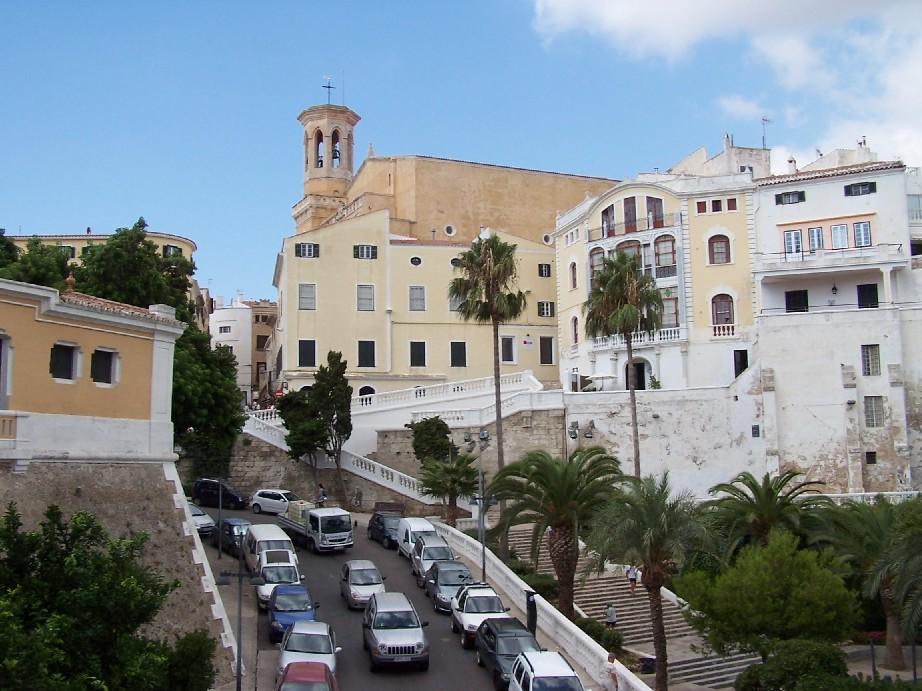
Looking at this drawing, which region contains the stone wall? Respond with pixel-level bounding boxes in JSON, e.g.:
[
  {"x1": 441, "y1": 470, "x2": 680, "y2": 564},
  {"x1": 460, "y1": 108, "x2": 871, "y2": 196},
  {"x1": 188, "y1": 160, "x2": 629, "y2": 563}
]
[{"x1": 0, "y1": 461, "x2": 236, "y2": 686}]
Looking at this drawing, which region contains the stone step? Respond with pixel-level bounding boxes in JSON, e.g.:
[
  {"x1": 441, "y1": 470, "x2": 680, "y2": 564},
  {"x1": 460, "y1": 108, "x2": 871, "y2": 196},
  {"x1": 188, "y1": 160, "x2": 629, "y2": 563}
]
[{"x1": 668, "y1": 652, "x2": 760, "y2": 689}]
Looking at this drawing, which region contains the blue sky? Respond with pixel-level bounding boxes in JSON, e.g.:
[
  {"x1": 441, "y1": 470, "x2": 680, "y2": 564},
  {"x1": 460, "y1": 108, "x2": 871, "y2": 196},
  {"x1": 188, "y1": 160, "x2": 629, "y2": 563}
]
[{"x1": 2, "y1": 1, "x2": 919, "y2": 301}]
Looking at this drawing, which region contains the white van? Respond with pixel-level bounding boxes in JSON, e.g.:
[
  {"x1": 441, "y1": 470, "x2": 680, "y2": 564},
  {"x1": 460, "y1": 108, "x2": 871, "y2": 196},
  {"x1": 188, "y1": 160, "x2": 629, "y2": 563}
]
[
  {"x1": 243, "y1": 523, "x2": 296, "y2": 572},
  {"x1": 396, "y1": 517, "x2": 438, "y2": 559}
]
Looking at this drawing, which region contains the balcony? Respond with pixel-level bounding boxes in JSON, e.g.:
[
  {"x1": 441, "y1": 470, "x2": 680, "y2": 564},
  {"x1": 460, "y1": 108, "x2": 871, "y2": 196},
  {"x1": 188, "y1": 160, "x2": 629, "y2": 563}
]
[
  {"x1": 753, "y1": 243, "x2": 904, "y2": 274},
  {"x1": 588, "y1": 211, "x2": 683, "y2": 242},
  {"x1": 592, "y1": 326, "x2": 687, "y2": 351},
  {"x1": 712, "y1": 324, "x2": 736, "y2": 338}
]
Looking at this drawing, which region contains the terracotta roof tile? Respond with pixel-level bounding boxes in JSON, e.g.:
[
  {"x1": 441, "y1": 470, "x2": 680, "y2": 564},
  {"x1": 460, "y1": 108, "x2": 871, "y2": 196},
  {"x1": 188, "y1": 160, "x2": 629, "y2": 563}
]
[
  {"x1": 755, "y1": 160, "x2": 904, "y2": 186},
  {"x1": 59, "y1": 291, "x2": 181, "y2": 324}
]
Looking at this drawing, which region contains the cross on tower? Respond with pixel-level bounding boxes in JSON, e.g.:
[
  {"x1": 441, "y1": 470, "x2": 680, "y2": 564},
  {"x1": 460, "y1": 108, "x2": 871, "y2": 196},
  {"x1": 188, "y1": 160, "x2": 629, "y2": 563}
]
[{"x1": 322, "y1": 76, "x2": 336, "y2": 105}]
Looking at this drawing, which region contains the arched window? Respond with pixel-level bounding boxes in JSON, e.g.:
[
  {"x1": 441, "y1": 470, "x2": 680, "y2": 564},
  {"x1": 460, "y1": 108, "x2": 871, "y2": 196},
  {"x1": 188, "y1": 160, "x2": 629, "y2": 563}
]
[
  {"x1": 331, "y1": 130, "x2": 341, "y2": 169},
  {"x1": 314, "y1": 130, "x2": 324, "y2": 168},
  {"x1": 708, "y1": 235, "x2": 730, "y2": 264},
  {"x1": 569, "y1": 262, "x2": 578, "y2": 289},
  {"x1": 589, "y1": 248, "x2": 604, "y2": 275},
  {"x1": 614, "y1": 240, "x2": 641, "y2": 262},
  {"x1": 711, "y1": 294, "x2": 734, "y2": 325},
  {"x1": 571, "y1": 316, "x2": 579, "y2": 345},
  {"x1": 654, "y1": 236, "x2": 676, "y2": 277},
  {"x1": 358, "y1": 385, "x2": 376, "y2": 397},
  {"x1": 601, "y1": 204, "x2": 615, "y2": 237}
]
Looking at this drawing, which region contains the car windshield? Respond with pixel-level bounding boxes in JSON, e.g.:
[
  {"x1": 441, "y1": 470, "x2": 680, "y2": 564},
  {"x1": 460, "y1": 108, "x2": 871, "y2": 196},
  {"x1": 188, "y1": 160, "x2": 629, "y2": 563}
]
[
  {"x1": 497, "y1": 636, "x2": 540, "y2": 656},
  {"x1": 230, "y1": 524, "x2": 249, "y2": 536},
  {"x1": 274, "y1": 592, "x2": 312, "y2": 611},
  {"x1": 533, "y1": 677, "x2": 584, "y2": 691},
  {"x1": 423, "y1": 546, "x2": 452, "y2": 560},
  {"x1": 414, "y1": 529, "x2": 437, "y2": 540},
  {"x1": 321, "y1": 516, "x2": 351, "y2": 534},
  {"x1": 350, "y1": 569, "x2": 382, "y2": 585},
  {"x1": 189, "y1": 505, "x2": 206, "y2": 517},
  {"x1": 281, "y1": 491, "x2": 301, "y2": 501},
  {"x1": 438, "y1": 569, "x2": 472, "y2": 585},
  {"x1": 383, "y1": 516, "x2": 400, "y2": 529},
  {"x1": 263, "y1": 566, "x2": 298, "y2": 584},
  {"x1": 279, "y1": 683, "x2": 330, "y2": 691},
  {"x1": 465, "y1": 596, "x2": 504, "y2": 613},
  {"x1": 373, "y1": 610, "x2": 420, "y2": 629},
  {"x1": 284, "y1": 632, "x2": 332, "y2": 654}
]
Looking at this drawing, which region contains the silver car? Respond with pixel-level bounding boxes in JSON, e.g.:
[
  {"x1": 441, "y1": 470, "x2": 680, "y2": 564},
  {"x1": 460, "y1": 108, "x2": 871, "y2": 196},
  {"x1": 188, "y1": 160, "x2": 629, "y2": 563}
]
[
  {"x1": 410, "y1": 534, "x2": 455, "y2": 588},
  {"x1": 340, "y1": 559, "x2": 386, "y2": 609},
  {"x1": 276, "y1": 620, "x2": 341, "y2": 679},
  {"x1": 362, "y1": 592, "x2": 430, "y2": 672}
]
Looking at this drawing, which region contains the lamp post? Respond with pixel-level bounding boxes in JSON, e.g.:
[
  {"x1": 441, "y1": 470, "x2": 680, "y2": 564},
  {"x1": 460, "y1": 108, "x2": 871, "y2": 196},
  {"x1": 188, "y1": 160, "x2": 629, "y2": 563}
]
[
  {"x1": 216, "y1": 473, "x2": 224, "y2": 560},
  {"x1": 215, "y1": 549, "x2": 265, "y2": 691},
  {"x1": 471, "y1": 430, "x2": 495, "y2": 582}
]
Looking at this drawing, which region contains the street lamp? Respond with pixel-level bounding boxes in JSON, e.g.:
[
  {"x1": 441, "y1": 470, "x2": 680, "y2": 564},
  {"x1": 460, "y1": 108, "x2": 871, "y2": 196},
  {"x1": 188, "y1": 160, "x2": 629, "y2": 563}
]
[
  {"x1": 215, "y1": 550, "x2": 265, "y2": 691},
  {"x1": 471, "y1": 430, "x2": 496, "y2": 582}
]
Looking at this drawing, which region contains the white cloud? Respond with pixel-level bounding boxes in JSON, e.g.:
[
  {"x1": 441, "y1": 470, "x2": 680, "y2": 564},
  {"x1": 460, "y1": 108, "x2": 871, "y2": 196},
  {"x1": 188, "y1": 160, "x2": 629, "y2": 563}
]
[{"x1": 717, "y1": 95, "x2": 764, "y2": 121}]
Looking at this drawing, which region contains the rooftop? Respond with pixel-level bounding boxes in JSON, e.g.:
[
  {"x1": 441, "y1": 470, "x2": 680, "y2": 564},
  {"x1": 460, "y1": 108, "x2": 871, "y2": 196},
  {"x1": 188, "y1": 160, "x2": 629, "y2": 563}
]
[
  {"x1": 756, "y1": 160, "x2": 904, "y2": 187},
  {"x1": 59, "y1": 290, "x2": 182, "y2": 325}
]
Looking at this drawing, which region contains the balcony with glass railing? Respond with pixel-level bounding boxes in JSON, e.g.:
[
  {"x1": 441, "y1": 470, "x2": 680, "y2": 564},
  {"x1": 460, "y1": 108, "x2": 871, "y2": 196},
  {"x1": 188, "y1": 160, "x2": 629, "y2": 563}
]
[{"x1": 753, "y1": 243, "x2": 905, "y2": 273}]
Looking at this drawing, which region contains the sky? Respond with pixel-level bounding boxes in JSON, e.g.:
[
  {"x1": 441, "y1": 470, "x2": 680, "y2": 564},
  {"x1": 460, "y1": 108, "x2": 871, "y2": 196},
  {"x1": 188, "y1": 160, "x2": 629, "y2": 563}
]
[{"x1": 2, "y1": 1, "x2": 921, "y2": 301}]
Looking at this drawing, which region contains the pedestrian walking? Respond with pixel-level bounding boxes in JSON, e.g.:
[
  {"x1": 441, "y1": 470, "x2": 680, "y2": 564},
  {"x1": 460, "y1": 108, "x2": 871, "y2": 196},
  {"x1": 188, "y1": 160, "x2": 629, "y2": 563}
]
[
  {"x1": 605, "y1": 602, "x2": 618, "y2": 628},
  {"x1": 603, "y1": 651, "x2": 620, "y2": 691},
  {"x1": 626, "y1": 564, "x2": 638, "y2": 594},
  {"x1": 317, "y1": 483, "x2": 328, "y2": 507}
]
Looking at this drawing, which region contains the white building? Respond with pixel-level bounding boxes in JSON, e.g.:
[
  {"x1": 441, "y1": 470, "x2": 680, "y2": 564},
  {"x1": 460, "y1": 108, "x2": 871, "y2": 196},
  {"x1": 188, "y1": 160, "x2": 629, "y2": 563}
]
[{"x1": 209, "y1": 295, "x2": 254, "y2": 405}]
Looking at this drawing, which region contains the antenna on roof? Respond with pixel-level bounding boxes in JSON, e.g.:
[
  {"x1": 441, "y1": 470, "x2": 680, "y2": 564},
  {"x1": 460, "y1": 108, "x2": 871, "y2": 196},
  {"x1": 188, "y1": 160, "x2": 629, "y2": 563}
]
[
  {"x1": 322, "y1": 76, "x2": 336, "y2": 105},
  {"x1": 761, "y1": 117, "x2": 772, "y2": 150}
]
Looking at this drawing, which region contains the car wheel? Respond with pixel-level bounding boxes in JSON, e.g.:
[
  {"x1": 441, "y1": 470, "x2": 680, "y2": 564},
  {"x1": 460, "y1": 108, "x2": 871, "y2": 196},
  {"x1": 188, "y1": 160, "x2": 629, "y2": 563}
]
[
  {"x1": 461, "y1": 633, "x2": 470, "y2": 649},
  {"x1": 418, "y1": 659, "x2": 429, "y2": 672},
  {"x1": 493, "y1": 670, "x2": 505, "y2": 690},
  {"x1": 252, "y1": 503, "x2": 261, "y2": 514},
  {"x1": 383, "y1": 536, "x2": 391, "y2": 549},
  {"x1": 451, "y1": 616, "x2": 459, "y2": 633},
  {"x1": 367, "y1": 528, "x2": 373, "y2": 540},
  {"x1": 307, "y1": 539, "x2": 316, "y2": 554}
]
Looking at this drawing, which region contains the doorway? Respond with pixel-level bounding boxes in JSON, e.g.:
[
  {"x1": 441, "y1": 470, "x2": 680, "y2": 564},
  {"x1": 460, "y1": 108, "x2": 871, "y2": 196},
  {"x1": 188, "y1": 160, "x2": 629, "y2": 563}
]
[{"x1": 625, "y1": 360, "x2": 647, "y2": 391}]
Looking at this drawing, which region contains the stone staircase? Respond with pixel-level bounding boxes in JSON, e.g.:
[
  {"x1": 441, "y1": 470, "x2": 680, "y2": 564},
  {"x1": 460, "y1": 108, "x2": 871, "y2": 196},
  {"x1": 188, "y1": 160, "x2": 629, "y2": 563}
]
[{"x1": 506, "y1": 527, "x2": 759, "y2": 689}]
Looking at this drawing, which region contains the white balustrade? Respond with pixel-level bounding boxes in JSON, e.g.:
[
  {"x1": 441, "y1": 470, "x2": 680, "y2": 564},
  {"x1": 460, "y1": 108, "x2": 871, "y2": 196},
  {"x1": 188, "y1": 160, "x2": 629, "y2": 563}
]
[
  {"x1": 711, "y1": 323, "x2": 736, "y2": 338},
  {"x1": 817, "y1": 491, "x2": 919, "y2": 505},
  {"x1": 592, "y1": 326, "x2": 687, "y2": 351},
  {"x1": 243, "y1": 415, "x2": 288, "y2": 450}
]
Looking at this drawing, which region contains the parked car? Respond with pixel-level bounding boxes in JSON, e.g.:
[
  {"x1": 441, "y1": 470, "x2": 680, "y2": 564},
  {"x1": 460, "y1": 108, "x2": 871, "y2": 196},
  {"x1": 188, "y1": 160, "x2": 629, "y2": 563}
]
[
  {"x1": 367, "y1": 511, "x2": 401, "y2": 549},
  {"x1": 256, "y1": 551, "x2": 304, "y2": 609},
  {"x1": 508, "y1": 651, "x2": 584, "y2": 691},
  {"x1": 188, "y1": 503, "x2": 215, "y2": 537},
  {"x1": 423, "y1": 560, "x2": 473, "y2": 613},
  {"x1": 277, "y1": 620, "x2": 341, "y2": 678},
  {"x1": 275, "y1": 660, "x2": 339, "y2": 691},
  {"x1": 268, "y1": 583, "x2": 319, "y2": 643},
  {"x1": 243, "y1": 523, "x2": 297, "y2": 573},
  {"x1": 210, "y1": 517, "x2": 252, "y2": 557},
  {"x1": 339, "y1": 559, "x2": 386, "y2": 609},
  {"x1": 396, "y1": 517, "x2": 438, "y2": 559},
  {"x1": 475, "y1": 618, "x2": 541, "y2": 690},
  {"x1": 362, "y1": 592, "x2": 430, "y2": 672},
  {"x1": 251, "y1": 488, "x2": 302, "y2": 515},
  {"x1": 450, "y1": 583, "x2": 510, "y2": 649},
  {"x1": 192, "y1": 478, "x2": 247, "y2": 509},
  {"x1": 411, "y1": 534, "x2": 455, "y2": 587}
]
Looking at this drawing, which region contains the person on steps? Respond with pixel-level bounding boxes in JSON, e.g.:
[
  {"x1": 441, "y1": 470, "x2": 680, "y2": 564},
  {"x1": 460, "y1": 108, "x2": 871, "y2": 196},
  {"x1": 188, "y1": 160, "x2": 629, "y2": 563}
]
[{"x1": 605, "y1": 602, "x2": 618, "y2": 628}]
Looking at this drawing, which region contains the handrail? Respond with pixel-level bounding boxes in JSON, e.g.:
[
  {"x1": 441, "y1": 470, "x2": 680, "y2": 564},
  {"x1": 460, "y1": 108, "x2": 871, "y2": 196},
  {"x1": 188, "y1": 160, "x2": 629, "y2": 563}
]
[
  {"x1": 409, "y1": 390, "x2": 565, "y2": 428},
  {"x1": 353, "y1": 370, "x2": 541, "y2": 411},
  {"x1": 592, "y1": 326, "x2": 686, "y2": 350},
  {"x1": 812, "y1": 490, "x2": 920, "y2": 504},
  {"x1": 754, "y1": 242, "x2": 904, "y2": 263}
]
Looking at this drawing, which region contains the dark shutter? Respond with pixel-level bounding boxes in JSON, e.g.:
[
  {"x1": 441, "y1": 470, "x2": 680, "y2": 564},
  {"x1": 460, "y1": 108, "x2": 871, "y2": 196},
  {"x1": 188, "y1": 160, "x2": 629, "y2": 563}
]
[
  {"x1": 501, "y1": 337, "x2": 514, "y2": 362},
  {"x1": 549, "y1": 302, "x2": 555, "y2": 317},
  {"x1": 49, "y1": 344, "x2": 75, "y2": 379},
  {"x1": 798, "y1": 191, "x2": 806, "y2": 202},
  {"x1": 298, "y1": 340, "x2": 316, "y2": 367},
  {"x1": 370, "y1": 246, "x2": 378, "y2": 259},
  {"x1": 844, "y1": 184, "x2": 854, "y2": 197},
  {"x1": 311, "y1": 243, "x2": 320, "y2": 257},
  {"x1": 358, "y1": 340, "x2": 375, "y2": 367},
  {"x1": 775, "y1": 193, "x2": 783, "y2": 205},
  {"x1": 539, "y1": 337, "x2": 553, "y2": 365},
  {"x1": 784, "y1": 290, "x2": 809, "y2": 313},
  {"x1": 353, "y1": 245, "x2": 359, "y2": 258},
  {"x1": 90, "y1": 350, "x2": 113, "y2": 383},
  {"x1": 869, "y1": 182, "x2": 877, "y2": 193},
  {"x1": 450, "y1": 342, "x2": 467, "y2": 367},
  {"x1": 295, "y1": 243, "x2": 304, "y2": 257},
  {"x1": 410, "y1": 341, "x2": 426, "y2": 367},
  {"x1": 857, "y1": 284, "x2": 879, "y2": 309}
]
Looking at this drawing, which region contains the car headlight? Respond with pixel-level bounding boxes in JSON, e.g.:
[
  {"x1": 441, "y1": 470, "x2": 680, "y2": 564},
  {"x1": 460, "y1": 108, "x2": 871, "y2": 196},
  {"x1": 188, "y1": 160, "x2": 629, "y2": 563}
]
[
  {"x1": 466, "y1": 623, "x2": 477, "y2": 631},
  {"x1": 415, "y1": 641, "x2": 424, "y2": 652},
  {"x1": 351, "y1": 590, "x2": 361, "y2": 599},
  {"x1": 436, "y1": 593, "x2": 449, "y2": 603},
  {"x1": 271, "y1": 620, "x2": 283, "y2": 630},
  {"x1": 378, "y1": 642, "x2": 388, "y2": 653},
  {"x1": 321, "y1": 535, "x2": 329, "y2": 544},
  {"x1": 502, "y1": 672, "x2": 510, "y2": 681}
]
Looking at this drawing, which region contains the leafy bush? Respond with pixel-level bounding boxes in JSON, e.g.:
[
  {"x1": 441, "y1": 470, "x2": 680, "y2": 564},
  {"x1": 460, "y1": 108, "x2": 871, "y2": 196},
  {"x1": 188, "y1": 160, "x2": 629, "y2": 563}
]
[
  {"x1": 507, "y1": 559, "x2": 535, "y2": 576},
  {"x1": 523, "y1": 572, "x2": 558, "y2": 600},
  {"x1": 575, "y1": 617, "x2": 624, "y2": 652},
  {"x1": 735, "y1": 639, "x2": 847, "y2": 691}
]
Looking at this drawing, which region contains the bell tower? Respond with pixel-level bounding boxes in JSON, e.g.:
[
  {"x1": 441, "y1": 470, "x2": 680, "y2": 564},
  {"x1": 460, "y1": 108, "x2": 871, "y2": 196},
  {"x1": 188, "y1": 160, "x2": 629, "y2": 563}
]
[{"x1": 293, "y1": 104, "x2": 361, "y2": 232}]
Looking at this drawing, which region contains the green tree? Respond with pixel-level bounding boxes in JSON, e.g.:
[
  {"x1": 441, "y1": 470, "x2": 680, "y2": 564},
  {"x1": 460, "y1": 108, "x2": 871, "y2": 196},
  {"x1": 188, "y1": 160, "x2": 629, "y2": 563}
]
[
  {"x1": 583, "y1": 253, "x2": 663, "y2": 477},
  {"x1": 585, "y1": 473, "x2": 703, "y2": 691},
  {"x1": 707, "y1": 471, "x2": 827, "y2": 556},
  {"x1": 489, "y1": 447, "x2": 622, "y2": 619},
  {"x1": 675, "y1": 531, "x2": 857, "y2": 659},
  {"x1": 418, "y1": 452, "x2": 478, "y2": 527},
  {"x1": 735, "y1": 639, "x2": 848, "y2": 691},
  {"x1": 276, "y1": 388, "x2": 327, "y2": 486},
  {"x1": 312, "y1": 351, "x2": 352, "y2": 501},
  {"x1": 405, "y1": 416, "x2": 453, "y2": 464},
  {"x1": 0, "y1": 229, "x2": 19, "y2": 269},
  {"x1": 0, "y1": 503, "x2": 215, "y2": 690},
  {"x1": 0, "y1": 237, "x2": 70, "y2": 289},
  {"x1": 870, "y1": 498, "x2": 922, "y2": 640}
]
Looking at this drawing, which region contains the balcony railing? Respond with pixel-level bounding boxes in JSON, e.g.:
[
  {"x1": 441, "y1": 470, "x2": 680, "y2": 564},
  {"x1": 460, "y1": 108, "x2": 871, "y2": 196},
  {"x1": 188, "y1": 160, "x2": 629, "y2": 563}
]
[
  {"x1": 0, "y1": 415, "x2": 16, "y2": 440},
  {"x1": 712, "y1": 323, "x2": 736, "y2": 337},
  {"x1": 592, "y1": 326, "x2": 686, "y2": 351},
  {"x1": 588, "y1": 212, "x2": 683, "y2": 242},
  {"x1": 754, "y1": 243, "x2": 904, "y2": 271}
]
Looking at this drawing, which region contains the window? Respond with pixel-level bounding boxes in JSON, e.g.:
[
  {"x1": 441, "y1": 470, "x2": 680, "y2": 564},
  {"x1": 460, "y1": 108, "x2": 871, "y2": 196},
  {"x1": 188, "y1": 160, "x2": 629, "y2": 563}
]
[
  {"x1": 500, "y1": 336, "x2": 515, "y2": 363},
  {"x1": 357, "y1": 285, "x2": 374, "y2": 311},
  {"x1": 539, "y1": 336, "x2": 554, "y2": 365},
  {"x1": 298, "y1": 340, "x2": 316, "y2": 367},
  {"x1": 569, "y1": 262, "x2": 577, "y2": 289},
  {"x1": 358, "y1": 341, "x2": 375, "y2": 368},
  {"x1": 449, "y1": 294, "x2": 463, "y2": 312},
  {"x1": 538, "y1": 263, "x2": 551, "y2": 278},
  {"x1": 623, "y1": 197, "x2": 637, "y2": 233},
  {"x1": 353, "y1": 244, "x2": 377, "y2": 260},
  {"x1": 696, "y1": 200, "x2": 707, "y2": 214},
  {"x1": 80, "y1": 245, "x2": 92, "y2": 257},
  {"x1": 654, "y1": 236, "x2": 676, "y2": 274},
  {"x1": 450, "y1": 257, "x2": 461, "y2": 267},
  {"x1": 571, "y1": 316, "x2": 579, "y2": 345},
  {"x1": 295, "y1": 242, "x2": 319, "y2": 258},
  {"x1": 410, "y1": 256, "x2": 422, "y2": 266},
  {"x1": 409, "y1": 341, "x2": 426, "y2": 367},
  {"x1": 218, "y1": 326, "x2": 231, "y2": 334},
  {"x1": 734, "y1": 349, "x2": 749, "y2": 377},
  {"x1": 49, "y1": 343, "x2": 78, "y2": 380},
  {"x1": 830, "y1": 224, "x2": 848, "y2": 249},
  {"x1": 711, "y1": 199, "x2": 723, "y2": 213},
  {"x1": 857, "y1": 283, "x2": 879, "y2": 309},
  {"x1": 865, "y1": 451, "x2": 878, "y2": 465},
  {"x1": 783, "y1": 229, "x2": 802, "y2": 256},
  {"x1": 909, "y1": 194, "x2": 922, "y2": 221},
  {"x1": 864, "y1": 396, "x2": 884, "y2": 427},
  {"x1": 358, "y1": 385, "x2": 376, "y2": 397},
  {"x1": 808, "y1": 227, "x2": 824, "y2": 252},
  {"x1": 163, "y1": 244, "x2": 183, "y2": 257},
  {"x1": 861, "y1": 344, "x2": 881, "y2": 376},
  {"x1": 727, "y1": 197, "x2": 738, "y2": 211},
  {"x1": 646, "y1": 197, "x2": 664, "y2": 228},
  {"x1": 90, "y1": 349, "x2": 116, "y2": 384},
  {"x1": 785, "y1": 289, "x2": 809, "y2": 313},
  {"x1": 298, "y1": 283, "x2": 316, "y2": 310},
  {"x1": 589, "y1": 248, "x2": 604, "y2": 274},
  {"x1": 537, "y1": 301, "x2": 555, "y2": 318},
  {"x1": 661, "y1": 297, "x2": 678, "y2": 328},
  {"x1": 711, "y1": 294, "x2": 734, "y2": 325},
  {"x1": 616, "y1": 240, "x2": 641, "y2": 262},
  {"x1": 775, "y1": 191, "x2": 806, "y2": 205},
  {"x1": 57, "y1": 245, "x2": 76, "y2": 260},
  {"x1": 854, "y1": 221, "x2": 872, "y2": 248},
  {"x1": 708, "y1": 235, "x2": 730, "y2": 264},
  {"x1": 409, "y1": 286, "x2": 426, "y2": 311},
  {"x1": 256, "y1": 335, "x2": 269, "y2": 350},
  {"x1": 601, "y1": 204, "x2": 615, "y2": 237},
  {"x1": 450, "y1": 341, "x2": 467, "y2": 367},
  {"x1": 844, "y1": 181, "x2": 876, "y2": 196}
]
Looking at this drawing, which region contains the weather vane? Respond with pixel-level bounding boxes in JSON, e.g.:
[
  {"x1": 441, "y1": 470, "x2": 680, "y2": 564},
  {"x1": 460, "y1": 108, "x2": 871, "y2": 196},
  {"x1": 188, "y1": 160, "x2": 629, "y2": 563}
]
[{"x1": 322, "y1": 76, "x2": 336, "y2": 105}]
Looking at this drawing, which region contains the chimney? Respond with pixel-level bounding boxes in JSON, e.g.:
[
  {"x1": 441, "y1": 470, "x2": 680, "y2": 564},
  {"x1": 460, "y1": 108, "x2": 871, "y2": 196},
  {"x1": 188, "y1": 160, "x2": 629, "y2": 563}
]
[
  {"x1": 787, "y1": 156, "x2": 797, "y2": 174},
  {"x1": 724, "y1": 132, "x2": 732, "y2": 152}
]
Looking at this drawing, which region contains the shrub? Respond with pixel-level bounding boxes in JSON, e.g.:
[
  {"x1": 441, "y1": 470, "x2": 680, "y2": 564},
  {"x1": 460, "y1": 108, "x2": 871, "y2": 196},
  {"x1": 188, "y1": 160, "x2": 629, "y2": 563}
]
[
  {"x1": 523, "y1": 572, "x2": 558, "y2": 601},
  {"x1": 507, "y1": 559, "x2": 535, "y2": 577},
  {"x1": 574, "y1": 617, "x2": 624, "y2": 652},
  {"x1": 735, "y1": 639, "x2": 847, "y2": 691}
]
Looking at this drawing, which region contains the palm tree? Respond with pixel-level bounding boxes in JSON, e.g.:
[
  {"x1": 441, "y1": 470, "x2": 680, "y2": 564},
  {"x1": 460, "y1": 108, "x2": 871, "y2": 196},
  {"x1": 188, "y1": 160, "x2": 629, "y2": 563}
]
[
  {"x1": 418, "y1": 452, "x2": 479, "y2": 527},
  {"x1": 706, "y1": 470, "x2": 827, "y2": 555},
  {"x1": 585, "y1": 473, "x2": 703, "y2": 691},
  {"x1": 488, "y1": 447, "x2": 621, "y2": 618},
  {"x1": 583, "y1": 253, "x2": 662, "y2": 477},
  {"x1": 812, "y1": 499, "x2": 905, "y2": 670}
]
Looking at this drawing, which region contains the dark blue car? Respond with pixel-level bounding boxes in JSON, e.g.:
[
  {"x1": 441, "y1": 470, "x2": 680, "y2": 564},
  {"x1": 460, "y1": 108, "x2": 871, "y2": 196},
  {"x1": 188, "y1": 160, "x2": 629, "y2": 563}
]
[{"x1": 268, "y1": 583, "x2": 319, "y2": 643}]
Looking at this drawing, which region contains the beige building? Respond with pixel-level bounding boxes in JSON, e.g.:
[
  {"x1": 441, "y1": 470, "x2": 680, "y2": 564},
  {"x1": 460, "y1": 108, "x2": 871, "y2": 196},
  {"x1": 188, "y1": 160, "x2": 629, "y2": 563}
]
[{"x1": 273, "y1": 103, "x2": 615, "y2": 395}]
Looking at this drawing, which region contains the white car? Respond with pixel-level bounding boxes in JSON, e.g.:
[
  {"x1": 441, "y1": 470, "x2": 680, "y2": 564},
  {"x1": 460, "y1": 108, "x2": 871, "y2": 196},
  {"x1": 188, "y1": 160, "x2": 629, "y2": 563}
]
[
  {"x1": 449, "y1": 583, "x2": 510, "y2": 649},
  {"x1": 276, "y1": 620, "x2": 341, "y2": 679},
  {"x1": 188, "y1": 502, "x2": 215, "y2": 537},
  {"x1": 339, "y1": 559, "x2": 386, "y2": 609},
  {"x1": 255, "y1": 550, "x2": 303, "y2": 609},
  {"x1": 508, "y1": 650, "x2": 585, "y2": 691},
  {"x1": 250, "y1": 488, "x2": 301, "y2": 515}
]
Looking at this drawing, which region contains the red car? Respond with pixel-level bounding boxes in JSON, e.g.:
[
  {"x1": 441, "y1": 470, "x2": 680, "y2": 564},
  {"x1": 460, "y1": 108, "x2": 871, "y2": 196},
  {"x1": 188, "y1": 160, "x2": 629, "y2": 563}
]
[{"x1": 275, "y1": 660, "x2": 340, "y2": 691}]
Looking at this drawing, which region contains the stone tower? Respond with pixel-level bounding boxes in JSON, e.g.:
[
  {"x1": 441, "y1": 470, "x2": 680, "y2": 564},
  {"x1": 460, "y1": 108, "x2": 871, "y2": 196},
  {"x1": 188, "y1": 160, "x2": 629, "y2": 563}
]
[{"x1": 292, "y1": 104, "x2": 361, "y2": 233}]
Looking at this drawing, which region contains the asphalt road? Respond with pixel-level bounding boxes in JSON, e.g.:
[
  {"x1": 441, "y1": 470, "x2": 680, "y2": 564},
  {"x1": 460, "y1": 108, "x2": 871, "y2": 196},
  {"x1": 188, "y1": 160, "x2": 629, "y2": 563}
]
[{"x1": 203, "y1": 506, "x2": 495, "y2": 691}]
